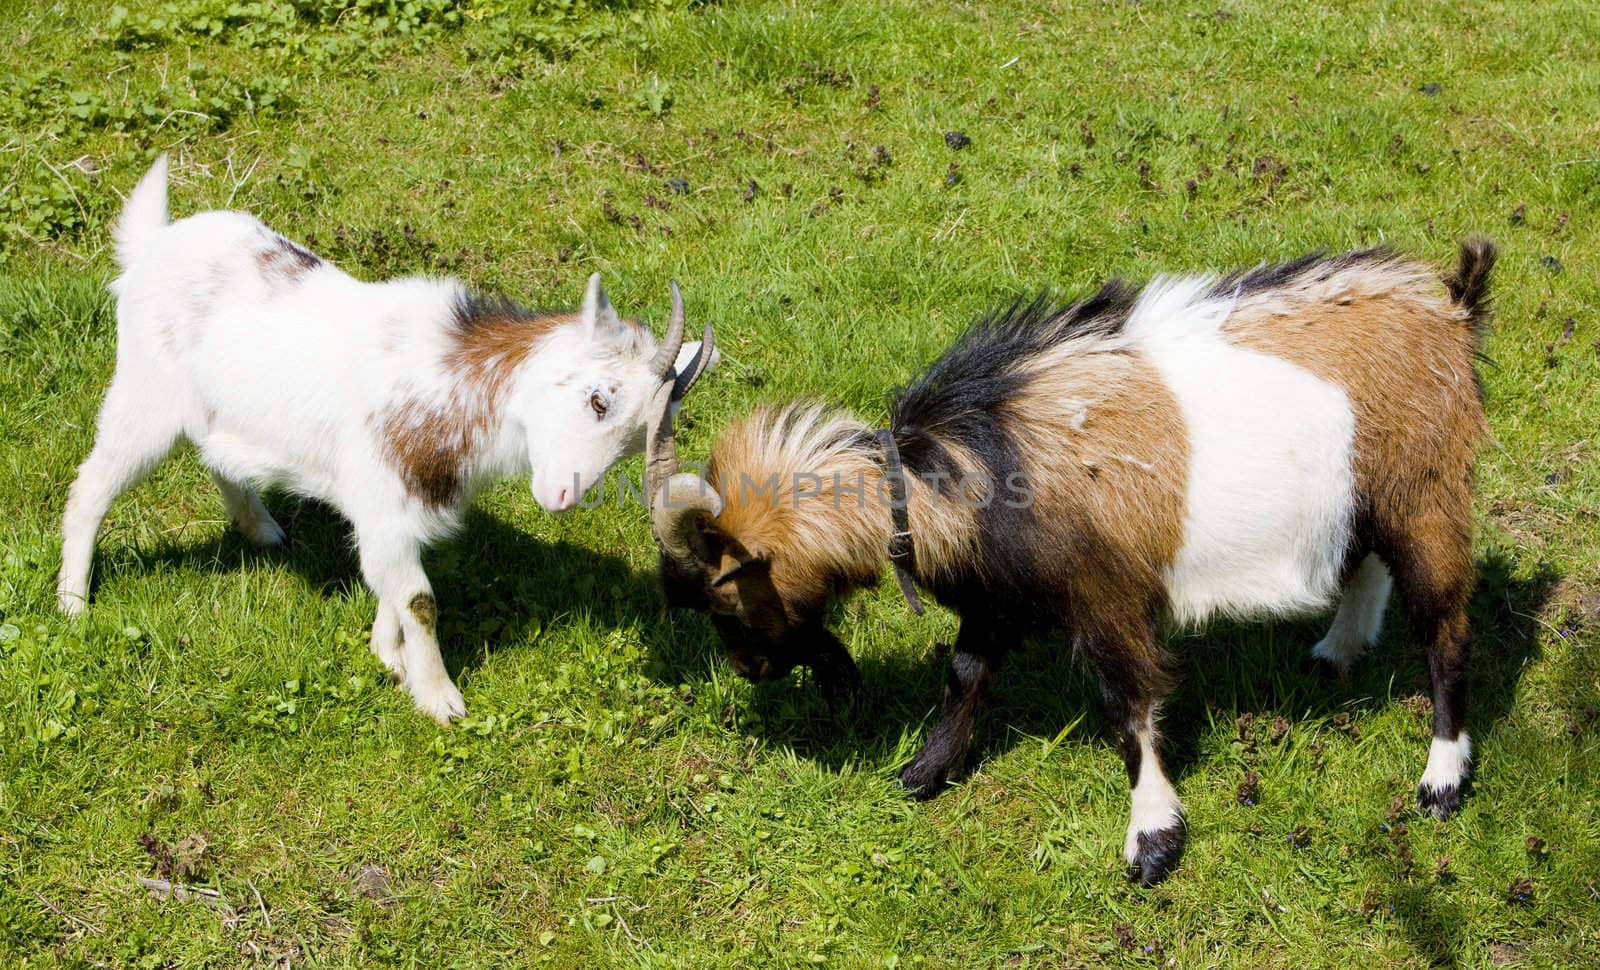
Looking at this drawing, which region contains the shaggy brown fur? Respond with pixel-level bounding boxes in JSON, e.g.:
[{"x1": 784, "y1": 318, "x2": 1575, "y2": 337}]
[{"x1": 659, "y1": 241, "x2": 1495, "y2": 887}]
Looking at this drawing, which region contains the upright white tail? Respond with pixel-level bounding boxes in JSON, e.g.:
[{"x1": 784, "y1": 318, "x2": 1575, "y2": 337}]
[{"x1": 113, "y1": 153, "x2": 169, "y2": 270}]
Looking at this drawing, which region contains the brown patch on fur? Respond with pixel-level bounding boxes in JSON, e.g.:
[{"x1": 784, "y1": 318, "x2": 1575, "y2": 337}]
[
  {"x1": 900, "y1": 438, "x2": 987, "y2": 587},
  {"x1": 380, "y1": 401, "x2": 475, "y2": 507},
  {"x1": 1220, "y1": 254, "x2": 1486, "y2": 570},
  {"x1": 408, "y1": 592, "x2": 437, "y2": 633},
  {"x1": 254, "y1": 236, "x2": 322, "y2": 283},
  {"x1": 380, "y1": 306, "x2": 576, "y2": 508},
  {"x1": 443, "y1": 308, "x2": 575, "y2": 405},
  {"x1": 1009, "y1": 346, "x2": 1189, "y2": 596}
]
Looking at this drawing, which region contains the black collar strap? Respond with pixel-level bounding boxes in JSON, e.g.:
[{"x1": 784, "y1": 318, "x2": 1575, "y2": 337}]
[{"x1": 875, "y1": 428, "x2": 925, "y2": 616}]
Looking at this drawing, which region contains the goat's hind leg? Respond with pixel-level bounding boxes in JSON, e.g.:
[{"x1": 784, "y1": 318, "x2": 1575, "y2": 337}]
[
  {"x1": 57, "y1": 371, "x2": 182, "y2": 615},
  {"x1": 1311, "y1": 553, "x2": 1393, "y2": 676},
  {"x1": 211, "y1": 472, "x2": 286, "y2": 547},
  {"x1": 1381, "y1": 484, "x2": 1476, "y2": 819}
]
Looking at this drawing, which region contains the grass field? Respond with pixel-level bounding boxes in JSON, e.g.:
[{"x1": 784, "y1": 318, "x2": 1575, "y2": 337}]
[{"x1": 3, "y1": 0, "x2": 1599, "y2": 966}]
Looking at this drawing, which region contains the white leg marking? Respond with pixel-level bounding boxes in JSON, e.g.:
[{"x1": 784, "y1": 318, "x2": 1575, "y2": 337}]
[
  {"x1": 1419, "y1": 732, "x2": 1472, "y2": 794},
  {"x1": 211, "y1": 472, "x2": 286, "y2": 547},
  {"x1": 1123, "y1": 716, "x2": 1183, "y2": 865},
  {"x1": 1311, "y1": 554, "x2": 1393, "y2": 673}
]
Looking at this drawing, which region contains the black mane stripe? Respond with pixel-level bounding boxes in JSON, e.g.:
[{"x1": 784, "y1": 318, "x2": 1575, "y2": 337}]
[
  {"x1": 1206, "y1": 246, "x2": 1396, "y2": 300},
  {"x1": 887, "y1": 280, "x2": 1140, "y2": 614},
  {"x1": 450, "y1": 292, "x2": 564, "y2": 333},
  {"x1": 888, "y1": 279, "x2": 1138, "y2": 473}
]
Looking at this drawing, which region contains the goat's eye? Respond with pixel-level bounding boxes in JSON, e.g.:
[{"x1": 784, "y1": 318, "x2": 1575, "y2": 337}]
[{"x1": 589, "y1": 391, "x2": 609, "y2": 418}]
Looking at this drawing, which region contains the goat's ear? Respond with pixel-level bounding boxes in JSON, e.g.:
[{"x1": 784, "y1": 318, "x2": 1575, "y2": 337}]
[
  {"x1": 712, "y1": 551, "x2": 769, "y2": 588},
  {"x1": 673, "y1": 340, "x2": 721, "y2": 377},
  {"x1": 581, "y1": 272, "x2": 623, "y2": 340}
]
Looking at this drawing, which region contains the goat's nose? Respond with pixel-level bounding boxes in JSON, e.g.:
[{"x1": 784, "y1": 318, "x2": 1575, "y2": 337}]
[{"x1": 556, "y1": 486, "x2": 571, "y2": 509}]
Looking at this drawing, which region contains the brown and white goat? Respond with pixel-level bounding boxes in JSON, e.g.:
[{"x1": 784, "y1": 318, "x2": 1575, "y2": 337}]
[
  {"x1": 648, "y1": 241, "x2": 1496, "y2": 884},
  {"x1": 58, "y1": 155, "x2": 715, "y2": 724}
]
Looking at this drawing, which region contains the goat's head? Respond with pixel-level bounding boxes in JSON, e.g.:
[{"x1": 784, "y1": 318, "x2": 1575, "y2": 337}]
[
  {"x1": 519, "y1": 275, "x2": 714, "y2": 512},
  {"x1": 649, "y1": 404, "x2": 872, "y2": 699}
]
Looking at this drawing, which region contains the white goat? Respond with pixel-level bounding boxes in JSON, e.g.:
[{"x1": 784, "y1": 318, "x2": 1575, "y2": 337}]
[{"x1": 58, "y1": 155, "x2": 715, "y2": 723}]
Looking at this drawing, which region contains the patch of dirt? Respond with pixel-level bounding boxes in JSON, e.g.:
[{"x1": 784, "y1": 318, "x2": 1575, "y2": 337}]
[
  {"x1": 1235, "y1": 771, "x2": 1261, "y2": 806},
  {"x1": 349, "y1": 862, "x2": 393, "y2": 904},
  {"x1": 139, "y1": 831, "x2": 217, "y2": 882}
]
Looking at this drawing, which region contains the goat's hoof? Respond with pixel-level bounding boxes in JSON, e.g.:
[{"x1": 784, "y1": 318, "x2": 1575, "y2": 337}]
[
  {"x1": 1125, "y1": 824, "x2": 1185, "y2": 887},
  {"x1": 1417, "y1": 782, "x2": 1462, "y2": 821},
  {"x1": 412, "y1": 679, "x2": 467, "y2": 725},
  {"x1": 244, "y1": 518, "x2": 288, "y2": 548},
  {"x1": 56, "y1": 588, "x2": 88, "y2": 617},
  {"x1": 899, "y1": 759, "x2": 952, "y2": 801},
  {"x1": 1305, "y1": 643, "x2": 1356, "y2": 682}
]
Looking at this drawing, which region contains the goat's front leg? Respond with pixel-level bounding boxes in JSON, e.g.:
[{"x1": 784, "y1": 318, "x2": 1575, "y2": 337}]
[
  {"x1": 900, "y1": 620, "x2": 1008, "y2": 799},
  {"x1": 1076, "y1": 617, "x2": 1185, "y2": 886},
  {"x1": 356, "y1": 530, "x2": 464, "y2": 724}
]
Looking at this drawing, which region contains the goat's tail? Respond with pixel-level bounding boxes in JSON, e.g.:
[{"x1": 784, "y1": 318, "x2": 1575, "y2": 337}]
[
  {"x1": 113, "y1": 153, "x2": 169, "y2": 271},
  {"x1": 1443, "y1": 236, "x2": 1497, "y2": 340}
]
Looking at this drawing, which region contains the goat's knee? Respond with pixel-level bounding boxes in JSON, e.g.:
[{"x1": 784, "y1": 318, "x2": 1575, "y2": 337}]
[{"x1": 397, "y1": 591, "x2": 464, "y2": 724}]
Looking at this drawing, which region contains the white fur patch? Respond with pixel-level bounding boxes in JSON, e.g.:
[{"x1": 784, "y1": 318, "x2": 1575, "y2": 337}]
[
  {"x1": 1419, "y1": 733, "x2": 1472, "y2": 793},
  {"x1": 1127, "y1": 277, "x2": 1358, "y2": 625},
  {"x1": 1312, "y1": 554, "x2": 1393, "y2": 671},
  {"x1": 1123, "y1": 732, "x2": 1183, "y2": 864}
]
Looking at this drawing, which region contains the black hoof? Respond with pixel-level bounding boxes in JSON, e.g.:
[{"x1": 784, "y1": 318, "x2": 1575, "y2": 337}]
[
  {"x1": 1417, "y1": 782, "x2": 1462, "y2": 820},
  {"x1": 1303, "y1": 654, "x2": 1345, "y2": 684},
  {"x1": 1128, "y1": 824, "x2": 1185, "y2": 887},
  {"x1": 899, "y1": 758, "x2": 952, "y2": 801},
  {"x1": 812, "y1": 652, "x2": 862, "y2": 705}
]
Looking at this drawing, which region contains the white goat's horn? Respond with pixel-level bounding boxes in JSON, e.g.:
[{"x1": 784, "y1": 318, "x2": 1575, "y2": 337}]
[
  {"x1": 642, "y1": 286, "x2": 721, "y2": 564},
  {"x1": 673, "y1": 318, "x2": 715, "y2": 401},
  {"x1": 648, "y1": 280, "x2": 686, "y2": 381}
]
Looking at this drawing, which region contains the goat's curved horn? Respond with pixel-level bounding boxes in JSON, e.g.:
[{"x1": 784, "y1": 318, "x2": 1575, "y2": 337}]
[
  {"x1": 672, "y1": 319, "x2": 715, "y2": 401},
  {"x1": 644, "y1": 357, "x2": 721, "y2": 564},
  {"x1": 655, "y1": 472, "x2": 723, "y2": 564},
  {"x1": 648, "y1": 280, "x2": 687, "y2": 381}
]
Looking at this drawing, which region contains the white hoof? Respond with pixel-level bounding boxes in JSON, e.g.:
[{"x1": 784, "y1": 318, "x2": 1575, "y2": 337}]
[
  {"x1": 57, "y1": 589, "x2": 87, "y2": 617},
  {"x1": 410, "y1": 677, "x2": 466, "y2": 725},
  {"x1": 242, "y1": 516, "x2": 287, "y2": 548}
]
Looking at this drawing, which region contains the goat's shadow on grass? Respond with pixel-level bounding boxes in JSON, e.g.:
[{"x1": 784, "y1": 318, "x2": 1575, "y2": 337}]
[
  {"x1": 99, "y1": 498, "x2": 665, "y2": 674},
  {"x1": 695, "y1": 545, "x2": 1558, "y2": 835}
]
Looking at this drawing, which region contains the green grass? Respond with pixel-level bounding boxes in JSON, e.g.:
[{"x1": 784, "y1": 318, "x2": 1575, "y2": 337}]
[{"x1": 3, "y1": 0, "x2": 1599, "y2": 965}]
